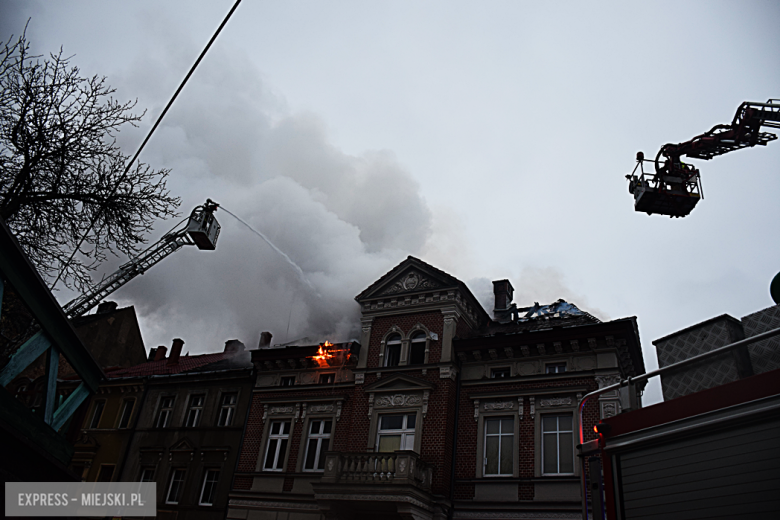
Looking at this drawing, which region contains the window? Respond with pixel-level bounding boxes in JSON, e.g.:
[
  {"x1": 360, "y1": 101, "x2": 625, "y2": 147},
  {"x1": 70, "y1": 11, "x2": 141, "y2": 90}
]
[
  {"x1": 185, "y1": 395, "x2": 205, "y2": 427},
  {"x1": 156, "y1": 397, "x2": 175, "y2": 428},
  {"x1": 384, "y1": 334, "x2": 402, "y2": 367},
  {"x1": 542, "y1": 415, "x2": 574, "y2": 474},
  {"x1": 89, "y1": 401, "x2": 105, "y2": 429},
  {"x1": 97, "y1": 464, "x2": 115, "y2": 482},
  {"x1": 199, "y1": 469, "x2": 219, "y2": 506},
  {"x1": 118, "y1": 399, "x2": 135, "y2": 428},
  {"x1": 217, "y1": 393, "x2": 237, "y2": 427},
  {"x1": 166, "y1": 469, "x2": 186, "y2": 504},
  {"x1": 483, "y1": 417, "x2": 513, "y2": 476},
  {"x1": 409, "y1": 332, "x2": 426, "y2": 365},
  {"x1": 546, "y1": 363, "x2": 566, "y2": 374},
  {"x1": 319, "y1": 373, "x2": 335, "y2": 384},
  {"x1": 303, "y1": 420, "x2": 332, "y2": 471},
  {"x1": 280, "y1": 376, "x2": 295, "y2": 387},
  {"x1": 491, "y1": 367, "x2": 511, "y2": 378},
  {"x1": 376, "y1": 414, "x2": 416, "y2": 452},
  {"x1": 263, "y1": 421, "x2": 291, "y2": 471},
  {"x1": 140, "y1": 468, "x2": 156, "y2": 482}
]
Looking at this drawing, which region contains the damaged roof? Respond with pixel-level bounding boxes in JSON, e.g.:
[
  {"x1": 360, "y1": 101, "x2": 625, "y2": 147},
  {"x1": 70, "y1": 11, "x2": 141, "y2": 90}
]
[{"x1": 486, "y1": 299, "x2": 601, "y2": 335}]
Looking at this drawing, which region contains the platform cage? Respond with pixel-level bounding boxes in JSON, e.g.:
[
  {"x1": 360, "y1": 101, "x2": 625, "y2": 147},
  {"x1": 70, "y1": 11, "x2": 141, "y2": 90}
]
[
  {"x1": 627, "y1": 159, "x2": 702, "y2": 218},
  {"x1": 185, "y1": 202, "x2": 221, "y2": 250}
]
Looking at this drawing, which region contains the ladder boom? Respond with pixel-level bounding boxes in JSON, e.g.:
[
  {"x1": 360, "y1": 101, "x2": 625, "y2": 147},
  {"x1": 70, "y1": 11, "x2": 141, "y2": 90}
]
[{"x1": 62, "y1": 199, "x2": 219, "y2": 318}]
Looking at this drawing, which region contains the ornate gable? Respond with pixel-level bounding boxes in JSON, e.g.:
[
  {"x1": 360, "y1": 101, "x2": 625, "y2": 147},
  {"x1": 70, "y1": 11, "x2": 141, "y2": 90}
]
[{"x1": 356, "y1": 256, "x2": 461, "y2": 302}]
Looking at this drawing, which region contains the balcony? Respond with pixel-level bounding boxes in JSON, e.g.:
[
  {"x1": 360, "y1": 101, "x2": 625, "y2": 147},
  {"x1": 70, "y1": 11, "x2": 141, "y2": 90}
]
[{"x1": 313, "y1": 451, "x2": 444, "y2": 520}]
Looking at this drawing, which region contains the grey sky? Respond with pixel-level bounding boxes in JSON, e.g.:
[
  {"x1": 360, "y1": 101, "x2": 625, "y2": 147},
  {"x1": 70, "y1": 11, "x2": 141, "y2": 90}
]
[{"x1": 2, "y1": 0, "x2": 779, "y2": 404}]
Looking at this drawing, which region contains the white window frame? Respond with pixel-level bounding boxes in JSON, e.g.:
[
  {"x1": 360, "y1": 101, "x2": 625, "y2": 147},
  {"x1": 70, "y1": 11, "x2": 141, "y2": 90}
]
[
  {"x1": 156, "y1": 396, "x2": 175, "y2": 428},
  {"x1": 541, "y1": 414, "x2": 575, "y2": 475},
  {"x1": 198, "y1": 469, "x2": 220, "y2": 506},
  {"x1": 490, "y1": 367, "x2": 512, "y2": 379},
  {"x1": 546, "y1": 362, "x2": 566, "y2": 374},
  {"x1": 118, "y1": 399, "x2": 135, "y2": 429},
  {"x1": 88, "y1": 400, "x2": 105, "y2": 429},
  {"x1": 140, "y1": 468, "x2": 156, "y2": 482},
  {"x1": 408, "y1": 332, "x2": 427, "y2": 365},
  {"x1": 483, "y1": 416, "x2": 514, "y2": 476},
  {"x1": 280, "y1": 376, "x2": 296, "y2": 387},
  {"x1": 217, "y1": 393, "x2": 237, "y2": 427},
  {"x1": 166, "y1": 469, "x2": 186, "y2": 504},
  {"x1": 318, "y1": 373, "x2": 335, "y2": 384},
  {"x1": 263, "y1": 420, "x2": 291, "y2": 471},
  {"x1": 302, "y1": 419, "x2": 333, "y2": 472},
  {"x1": 375, "y1": 413, "x2": 417, "y2": 452},
  {"x1": 384, "y1": 335, "x2": 402, "y2": 367},
  {"x1": 185, "y1": 395, "x2": 205, "y2": 427}
]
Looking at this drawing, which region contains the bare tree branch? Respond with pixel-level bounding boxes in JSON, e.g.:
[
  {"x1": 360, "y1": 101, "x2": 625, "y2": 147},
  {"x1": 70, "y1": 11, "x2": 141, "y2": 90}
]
[{"x1": 0, "y1": 28, "x2": 180, "y2": 292}]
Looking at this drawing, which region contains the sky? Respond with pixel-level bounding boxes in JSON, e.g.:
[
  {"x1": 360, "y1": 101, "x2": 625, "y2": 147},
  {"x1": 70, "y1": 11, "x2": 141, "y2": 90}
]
[{"x1": 2, "y1": 0, "x2": 779, "y2": 405}]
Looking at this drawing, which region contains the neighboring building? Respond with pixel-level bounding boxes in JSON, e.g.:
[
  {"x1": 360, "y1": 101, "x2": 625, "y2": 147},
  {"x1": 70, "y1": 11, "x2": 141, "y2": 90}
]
[
  {"x1": 63, "y1": 338, "x2": 254, "y2": 520},
  {"x1": 71, "y1": 300, "x2": 148, "y2": 372},
  {"x1": 228, "y1": 256, "x2": 645, "y2": 520},
  {"x1": 654, "y1": 303, "x2": 780, "y2": 400},
  {"x1": 115, "y1": 339, "x2": 254, "y2": 520}
]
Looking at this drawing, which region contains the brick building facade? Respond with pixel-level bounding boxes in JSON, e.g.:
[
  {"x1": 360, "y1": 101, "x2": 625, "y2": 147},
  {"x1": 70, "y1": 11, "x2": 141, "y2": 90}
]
[{"x1": 227, "y1": 257, "x2": 645, "y2": 520}]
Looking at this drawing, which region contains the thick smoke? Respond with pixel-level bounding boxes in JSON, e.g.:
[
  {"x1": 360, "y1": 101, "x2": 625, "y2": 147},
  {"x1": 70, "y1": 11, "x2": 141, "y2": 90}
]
[{"x1": 103, "y1": 36, "x2": 433, "y2": 354}]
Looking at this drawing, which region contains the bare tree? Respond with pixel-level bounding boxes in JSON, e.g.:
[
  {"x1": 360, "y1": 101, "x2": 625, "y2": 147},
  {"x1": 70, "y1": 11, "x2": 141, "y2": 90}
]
[{"x1": 0, "y1": 30, "x2": 180, "y2": 292}]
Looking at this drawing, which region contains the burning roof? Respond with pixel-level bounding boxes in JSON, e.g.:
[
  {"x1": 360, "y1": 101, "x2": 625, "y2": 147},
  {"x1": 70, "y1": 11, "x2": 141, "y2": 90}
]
[{"x1": 250, "y1": 340, "x2": 360, "y2": 369}]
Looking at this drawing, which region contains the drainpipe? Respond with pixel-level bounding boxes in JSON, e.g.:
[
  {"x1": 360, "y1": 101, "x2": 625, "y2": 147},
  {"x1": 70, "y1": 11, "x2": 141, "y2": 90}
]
[
  {"x1": 448, "y1": 369, "x2": 461, "y2": 520},
  {"x1": 229, "y1": 367, "x2": 256, "y2": 507},
  {"x1": 117, "y1": 376, "x2": 149, "y2": 481}
]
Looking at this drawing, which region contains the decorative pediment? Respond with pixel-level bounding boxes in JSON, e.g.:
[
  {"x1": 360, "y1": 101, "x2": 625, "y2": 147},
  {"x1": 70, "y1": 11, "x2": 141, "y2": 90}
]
[
  {"x1": 378, "y1": 269, "x2": 444, "y2": 297},
  {"x1": 355, "y1": 257, "x2": 461, "y2": 302},
  {"x1": 74, "y1": 432, "x2": 100, "y2": 449},
  {"x1": 363, "y1": 373, "x2": 434, "y2": 393},
  {"x1": 365, "y1": 374, "x2": 433, "y2": 419},
  {"x1": 169, "y1": 438, "x2": 195, "y2": 452}
]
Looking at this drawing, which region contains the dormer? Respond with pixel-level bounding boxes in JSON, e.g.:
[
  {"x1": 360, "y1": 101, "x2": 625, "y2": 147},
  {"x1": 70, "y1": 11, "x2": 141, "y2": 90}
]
[{"x1": 354, "y1": 257, "x2": 490, "y2": 370}]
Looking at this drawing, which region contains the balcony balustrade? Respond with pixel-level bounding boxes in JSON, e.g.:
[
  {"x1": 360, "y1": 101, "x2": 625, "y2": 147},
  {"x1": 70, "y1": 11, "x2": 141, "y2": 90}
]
[{"x1": 319, "y1": 450, "x2": 432, "y2": 491}]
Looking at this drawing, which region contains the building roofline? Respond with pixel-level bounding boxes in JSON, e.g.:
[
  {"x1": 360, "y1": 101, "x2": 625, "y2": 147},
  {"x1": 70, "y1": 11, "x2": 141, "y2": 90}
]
[{"x1": 652, "y1": 313, "x2": 742, "y2": 345}]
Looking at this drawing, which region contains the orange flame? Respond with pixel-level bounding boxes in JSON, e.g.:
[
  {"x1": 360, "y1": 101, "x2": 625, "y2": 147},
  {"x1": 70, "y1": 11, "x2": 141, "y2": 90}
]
[{"x1": 310, "y1": 341, "x2": 350, "y2": 368}]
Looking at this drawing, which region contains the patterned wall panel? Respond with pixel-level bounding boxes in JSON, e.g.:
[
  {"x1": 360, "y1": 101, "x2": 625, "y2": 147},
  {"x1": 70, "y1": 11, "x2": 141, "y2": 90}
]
[
  {"x1": 654, "y1": 317, "x2": 744, "y2": 400},
  {"x1": 742, "y1": 304, "x2": 780, "y2": 375}
]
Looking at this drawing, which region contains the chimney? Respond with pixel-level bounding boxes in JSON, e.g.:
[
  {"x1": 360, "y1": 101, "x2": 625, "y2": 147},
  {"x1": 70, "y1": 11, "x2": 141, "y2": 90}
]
[
  {"x1": 167, "y1": 338, "x2": 184, "y2": 365},
  {"x1": 492, "y1": 279, "x2": 515, "y2": 323},
  {"x1": 148, "y1": 348, "x2": 157, "y2": 361},
  {"x1": 97, "y1": 301, "x2": 118, "y2": 314},
  {"x1": 259, "y1": 331, "x2": 273, "y2": 348},
  {"x1": 224, "y1": 339, "x2": 246, "y2": 353},
  {"x1": 154, "y1": 346, "x2": 167, "y2": 361},
  {"x1": 493, "y1": 279, "x2": 514, "y2": 311}
]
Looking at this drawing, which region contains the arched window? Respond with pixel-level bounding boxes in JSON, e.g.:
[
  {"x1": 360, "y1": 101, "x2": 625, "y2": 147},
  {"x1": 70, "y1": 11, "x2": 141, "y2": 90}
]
[
  {"x1": 385, "y1": 334, "x2": 402, "y2": 367},
  {"x1": 409, "y1": 332, "x2": 426, "y2": 365}
]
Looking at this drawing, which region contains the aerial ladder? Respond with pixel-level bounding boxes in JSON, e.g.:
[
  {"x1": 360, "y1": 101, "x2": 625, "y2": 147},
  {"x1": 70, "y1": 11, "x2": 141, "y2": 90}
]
[
  {"x1": 626, "y1": 99, "x2": 780, "y2": 217},
  {"x1": 62, "y1": 199, "x2": 221, "y2": 318}
]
